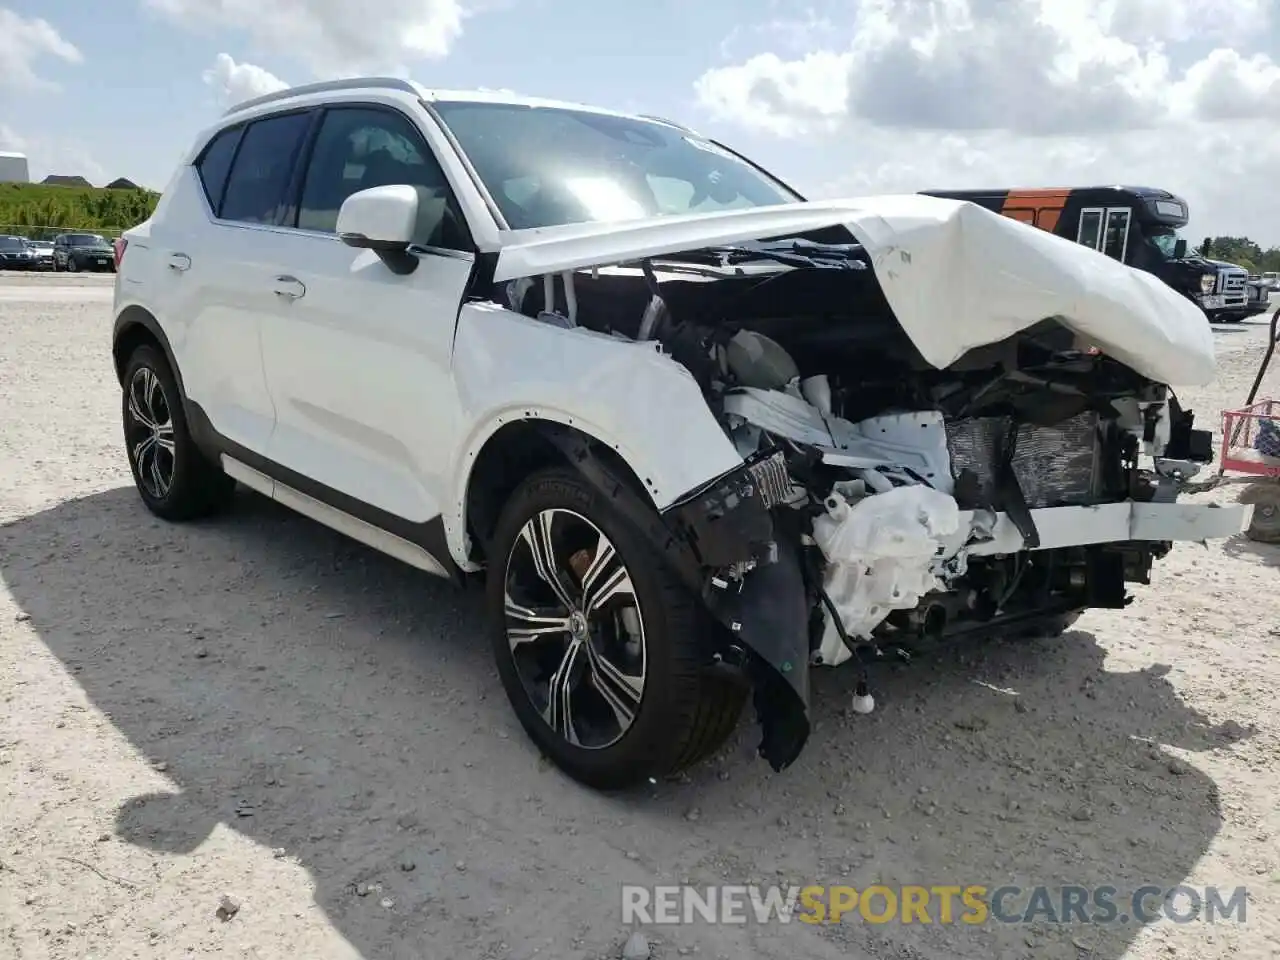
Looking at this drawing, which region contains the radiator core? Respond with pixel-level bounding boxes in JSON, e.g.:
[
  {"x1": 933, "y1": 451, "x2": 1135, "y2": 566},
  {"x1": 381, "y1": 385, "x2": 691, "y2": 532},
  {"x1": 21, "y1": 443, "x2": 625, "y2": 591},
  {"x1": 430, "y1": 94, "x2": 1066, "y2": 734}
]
[{"x1": 945, "y1": 412, "x2": 1100, "y2": 508}]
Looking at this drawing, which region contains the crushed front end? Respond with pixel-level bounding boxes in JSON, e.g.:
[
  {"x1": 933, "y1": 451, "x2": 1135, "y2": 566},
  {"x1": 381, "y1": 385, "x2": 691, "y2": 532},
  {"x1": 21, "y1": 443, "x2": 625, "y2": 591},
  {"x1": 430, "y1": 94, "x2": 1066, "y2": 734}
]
[
  {"x1": 658, "y1": 343, "x2": 1245, "y2": 771},
  {"x1": 488, "y1": 207, "x2": 1251, "y2": 773}
]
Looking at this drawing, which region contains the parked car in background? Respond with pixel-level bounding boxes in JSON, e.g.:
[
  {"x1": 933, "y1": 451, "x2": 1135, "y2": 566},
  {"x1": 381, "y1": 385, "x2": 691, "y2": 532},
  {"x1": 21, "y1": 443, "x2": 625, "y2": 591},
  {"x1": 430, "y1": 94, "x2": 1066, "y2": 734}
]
[
  {"x1": 1243, "y1": 273, "x2": 1271, "y2": 314},
  {"x1": 53, "y1": 232, "x2": 116, "y2": 272},
  {"x1": 25, "y1": 239, "x2": 54, "y2": 270},
  {"x1": 0, "y1": 234, "x2": 38, "y2": 270},
  {"x1": 1261, "y1": 271, "x2": 1279, "y2": 291}
]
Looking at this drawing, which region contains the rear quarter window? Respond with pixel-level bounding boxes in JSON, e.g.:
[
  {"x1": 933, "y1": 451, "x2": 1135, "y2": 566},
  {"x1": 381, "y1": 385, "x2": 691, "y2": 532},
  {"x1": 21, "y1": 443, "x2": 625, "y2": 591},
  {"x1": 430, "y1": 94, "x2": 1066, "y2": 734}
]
[{"x1": 195, "y1": 126, "x2": 242, "y2": 215}]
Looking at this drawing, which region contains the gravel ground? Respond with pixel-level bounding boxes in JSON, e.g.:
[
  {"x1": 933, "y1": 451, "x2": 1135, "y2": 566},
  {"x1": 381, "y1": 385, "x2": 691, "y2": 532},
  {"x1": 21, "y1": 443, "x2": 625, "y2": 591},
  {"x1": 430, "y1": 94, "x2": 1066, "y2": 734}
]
[{"x1": 1, "y1": 270, "x2": 1278, "y2": 960}]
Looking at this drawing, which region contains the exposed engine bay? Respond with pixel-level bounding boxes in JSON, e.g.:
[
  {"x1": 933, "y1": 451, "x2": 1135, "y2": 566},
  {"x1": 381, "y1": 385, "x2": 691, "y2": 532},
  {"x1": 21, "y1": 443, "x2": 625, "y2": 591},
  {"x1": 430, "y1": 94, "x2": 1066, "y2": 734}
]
[{"x1": 487, "y1": 234, "x2": 1218, "y2": 771}]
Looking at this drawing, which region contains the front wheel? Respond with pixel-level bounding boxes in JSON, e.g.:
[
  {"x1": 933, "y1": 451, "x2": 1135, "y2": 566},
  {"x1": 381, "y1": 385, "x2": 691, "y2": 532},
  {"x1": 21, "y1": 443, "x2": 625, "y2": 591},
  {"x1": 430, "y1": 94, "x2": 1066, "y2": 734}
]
[
  {"x1": 66, "y1": 256, "x2": 79, "y2": 272},
  {"x1": 488, "y1": 467, "x2": 746, "y2": 790},
  {"x1": 122, "y1": 344, "x2": 236, "y2": 521}
]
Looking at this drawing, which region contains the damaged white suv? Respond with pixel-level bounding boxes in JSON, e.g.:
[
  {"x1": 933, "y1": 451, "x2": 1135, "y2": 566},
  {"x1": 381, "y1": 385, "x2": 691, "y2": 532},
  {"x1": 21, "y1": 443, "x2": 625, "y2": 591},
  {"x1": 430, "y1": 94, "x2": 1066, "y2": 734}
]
[{"x1": 112, "y1": 78, "x2": 1251, "y2": 789}]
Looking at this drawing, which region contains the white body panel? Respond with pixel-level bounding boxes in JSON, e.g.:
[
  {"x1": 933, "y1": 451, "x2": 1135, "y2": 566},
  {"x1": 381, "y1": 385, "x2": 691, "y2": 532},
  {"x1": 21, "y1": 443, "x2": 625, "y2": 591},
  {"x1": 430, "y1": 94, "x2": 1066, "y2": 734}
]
[
  {"x1": 133, "y1": 167, "x2": 278, "y2": 453},
  {"x1": 444, "y1": 302, "x2": 744, "y2": 559},
  {"x1": 492, "y1": 196, "x2": 1217, "y2": 387},
  {"x1": 256, "y1": 234, "x2": 472, "y2": 524}
]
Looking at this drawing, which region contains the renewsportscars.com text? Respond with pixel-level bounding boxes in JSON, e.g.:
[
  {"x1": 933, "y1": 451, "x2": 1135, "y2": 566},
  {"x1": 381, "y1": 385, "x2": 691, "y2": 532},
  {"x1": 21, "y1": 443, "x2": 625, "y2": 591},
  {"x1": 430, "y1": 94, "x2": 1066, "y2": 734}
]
[{"x1": 622, "y1": 884, "x2": 1249, "y2": 926}]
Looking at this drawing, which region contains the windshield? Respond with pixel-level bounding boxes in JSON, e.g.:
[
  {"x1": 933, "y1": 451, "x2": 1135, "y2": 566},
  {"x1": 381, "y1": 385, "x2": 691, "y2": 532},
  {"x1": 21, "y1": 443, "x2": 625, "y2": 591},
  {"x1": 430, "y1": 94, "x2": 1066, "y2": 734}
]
[
  {"x1": 29, "y1": 241, "x2": 51, "y2": 249},
  {"x1": 431, "y1": 101, "x2": 802, "y2": 230},
  {"x1": 0, "y1": 236, "x2": 24, "y2": 250},
  {"x1": 65, "y1": 233, "x2": 108, "y2": 247},
  {"x1": 1145, "y1": 226, "x2": 1187, "y2": 259}
]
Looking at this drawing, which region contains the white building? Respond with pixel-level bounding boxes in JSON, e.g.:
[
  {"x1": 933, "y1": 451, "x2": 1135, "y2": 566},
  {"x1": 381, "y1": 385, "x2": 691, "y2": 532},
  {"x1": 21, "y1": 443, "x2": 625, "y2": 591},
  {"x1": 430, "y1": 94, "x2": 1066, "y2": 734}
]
[{"x1": 0, "y1": 152, "x2": 31, "y2": 183}]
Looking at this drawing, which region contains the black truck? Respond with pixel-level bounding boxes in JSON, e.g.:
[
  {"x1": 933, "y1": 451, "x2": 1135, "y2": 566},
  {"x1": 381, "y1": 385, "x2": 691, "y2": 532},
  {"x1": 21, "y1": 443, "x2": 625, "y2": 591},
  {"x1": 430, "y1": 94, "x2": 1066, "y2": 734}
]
[{"x1": 920, "y1": 186, "x2": 1271, "y2": 323}]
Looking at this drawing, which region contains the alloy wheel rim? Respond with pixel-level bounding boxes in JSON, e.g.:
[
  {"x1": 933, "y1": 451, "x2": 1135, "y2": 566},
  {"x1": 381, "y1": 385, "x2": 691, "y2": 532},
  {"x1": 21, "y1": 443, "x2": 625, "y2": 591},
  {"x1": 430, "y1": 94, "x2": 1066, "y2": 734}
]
[
  {"x1": 126, "y1": 366, "x2": 176, "y2": 500},
  {"x1": 504, "y1": 508, "x2": 647, "y2": 749}
]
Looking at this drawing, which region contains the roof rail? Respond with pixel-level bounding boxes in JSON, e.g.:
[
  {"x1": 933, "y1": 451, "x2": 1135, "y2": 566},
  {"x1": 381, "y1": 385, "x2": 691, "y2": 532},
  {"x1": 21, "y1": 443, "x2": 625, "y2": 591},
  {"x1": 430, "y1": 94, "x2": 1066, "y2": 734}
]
[
  {"x1": 637, "y1": 113, "x2": 696, "y2": 133},
  {"x1": 223, "y1": 76, "x2": 426, "y2": 117}
]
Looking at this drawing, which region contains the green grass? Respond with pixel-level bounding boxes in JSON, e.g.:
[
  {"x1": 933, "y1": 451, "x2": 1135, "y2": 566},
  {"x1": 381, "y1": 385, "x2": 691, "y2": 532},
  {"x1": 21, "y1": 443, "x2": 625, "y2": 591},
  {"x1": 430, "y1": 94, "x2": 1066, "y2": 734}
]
[{"x1": 0, "y1": 182, "x2": 160, "y2": 239}]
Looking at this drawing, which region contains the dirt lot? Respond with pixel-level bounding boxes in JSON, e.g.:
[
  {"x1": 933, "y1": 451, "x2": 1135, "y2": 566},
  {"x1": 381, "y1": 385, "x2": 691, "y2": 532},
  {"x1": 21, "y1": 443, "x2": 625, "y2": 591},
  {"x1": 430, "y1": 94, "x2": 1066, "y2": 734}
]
[{"x1": 1, "y1": 270, "x2": 1278, "y2": 960}]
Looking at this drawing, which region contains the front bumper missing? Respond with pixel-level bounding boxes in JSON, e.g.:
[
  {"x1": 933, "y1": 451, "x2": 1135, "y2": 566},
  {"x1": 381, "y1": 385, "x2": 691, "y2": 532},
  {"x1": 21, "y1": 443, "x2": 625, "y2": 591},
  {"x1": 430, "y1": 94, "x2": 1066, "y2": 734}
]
[
  {"x1": 663, "y1": 480, "x2": 1252, "y2": 773},
  {"x1": 936, "y1": 501, "x2": 1253, "y2": 559},
  {"x1": 572, "y1": 426, "x2": 1252, "y2": 776}
]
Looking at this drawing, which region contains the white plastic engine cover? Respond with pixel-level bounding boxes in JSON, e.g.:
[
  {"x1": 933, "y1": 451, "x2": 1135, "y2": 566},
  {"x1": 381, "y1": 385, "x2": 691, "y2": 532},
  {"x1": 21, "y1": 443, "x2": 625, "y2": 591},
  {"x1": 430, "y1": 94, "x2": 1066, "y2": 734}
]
[{"x1": 813, "y1": 485, "x2": 961, "y2": 667}]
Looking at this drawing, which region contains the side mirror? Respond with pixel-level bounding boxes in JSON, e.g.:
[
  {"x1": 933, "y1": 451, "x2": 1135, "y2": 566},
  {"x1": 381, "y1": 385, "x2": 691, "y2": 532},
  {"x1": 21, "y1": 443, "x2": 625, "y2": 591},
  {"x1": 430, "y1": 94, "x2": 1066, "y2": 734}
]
[
  {"x1": 337, "y1": 185, "x2": 421, "y2": 275},
  {"x1": 1173, "y1": 238, "x2": 1187, "y2": 259}
]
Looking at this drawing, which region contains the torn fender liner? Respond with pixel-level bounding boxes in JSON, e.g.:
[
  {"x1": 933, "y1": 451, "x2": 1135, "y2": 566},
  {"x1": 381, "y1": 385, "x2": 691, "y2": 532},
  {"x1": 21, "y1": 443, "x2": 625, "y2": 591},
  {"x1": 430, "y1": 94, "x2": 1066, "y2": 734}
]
[
  {"x1": 664, "y1": 451, "x2": 812, "y2": 771},
  {"x1": 551, "y1": 431, "x2": 812, "y2": 770},
  {"x1": 701, "y1": 536, "x2": 812, "y2": 771}
]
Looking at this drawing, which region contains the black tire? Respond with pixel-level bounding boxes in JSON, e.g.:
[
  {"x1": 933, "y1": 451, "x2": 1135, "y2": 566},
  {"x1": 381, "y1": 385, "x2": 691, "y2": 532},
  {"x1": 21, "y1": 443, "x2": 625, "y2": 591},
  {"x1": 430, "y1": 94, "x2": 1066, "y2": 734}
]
[
  {"x1": 66, "y1": 256, "x2": 79, "y2": 272},
  {"x1": 1015, "y1": 609, "x2": 1084, "y2": 639},
  {"x1": 488, "y1": 467, "x2": 747, "y2": 790},
  {"x1": 122, "y1": 344, "x2": 235, "y2": 521}
]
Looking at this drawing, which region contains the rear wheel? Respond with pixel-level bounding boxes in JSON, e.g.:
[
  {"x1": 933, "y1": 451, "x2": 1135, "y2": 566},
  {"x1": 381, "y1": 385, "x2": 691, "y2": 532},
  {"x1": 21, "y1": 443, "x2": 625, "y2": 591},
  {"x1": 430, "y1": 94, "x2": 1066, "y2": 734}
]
[
  {"x1": 122, "y1": 344, "x2": 235, "y2": 521},
  {"x1": 66, "y1": 256, "x2": 79, "y2": 273},
  {"x1": 488, "y1": 467, "x2": 746, "y2": 790},
  {"x1": 1241, "y1": 481, "x2": 1280, "y2": 543}
]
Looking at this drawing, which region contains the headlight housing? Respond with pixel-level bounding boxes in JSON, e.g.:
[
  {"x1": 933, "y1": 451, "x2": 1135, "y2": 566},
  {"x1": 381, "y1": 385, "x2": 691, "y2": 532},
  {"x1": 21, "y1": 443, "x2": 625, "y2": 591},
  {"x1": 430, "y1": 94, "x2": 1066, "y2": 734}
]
[{"x1": 1200, "y1": 273, "x2": 1217, "y2": 295}]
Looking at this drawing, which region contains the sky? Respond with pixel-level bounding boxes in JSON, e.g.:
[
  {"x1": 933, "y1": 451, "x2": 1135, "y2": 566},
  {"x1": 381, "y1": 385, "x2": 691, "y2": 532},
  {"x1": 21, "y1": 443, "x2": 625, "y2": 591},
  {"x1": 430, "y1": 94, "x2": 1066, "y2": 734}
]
[{"x1": 2, "y1": 0, "x2": 1279, "y2": 243}]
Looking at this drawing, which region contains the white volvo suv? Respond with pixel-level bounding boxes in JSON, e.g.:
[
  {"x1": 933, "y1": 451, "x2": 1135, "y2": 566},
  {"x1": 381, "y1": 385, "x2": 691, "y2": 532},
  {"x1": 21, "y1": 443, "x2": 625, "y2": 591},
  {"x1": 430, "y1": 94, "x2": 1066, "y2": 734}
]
[{"x1": 112, "y1": 77, "x2": 1250, "y2": 790}]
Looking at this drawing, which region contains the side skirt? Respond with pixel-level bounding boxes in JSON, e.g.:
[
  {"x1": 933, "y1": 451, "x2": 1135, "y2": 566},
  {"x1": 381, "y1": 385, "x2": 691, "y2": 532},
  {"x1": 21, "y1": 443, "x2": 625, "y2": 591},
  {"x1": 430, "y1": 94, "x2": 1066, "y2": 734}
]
[{"x1": 185, "y1": 400, "x2": 463, "y2": 586}]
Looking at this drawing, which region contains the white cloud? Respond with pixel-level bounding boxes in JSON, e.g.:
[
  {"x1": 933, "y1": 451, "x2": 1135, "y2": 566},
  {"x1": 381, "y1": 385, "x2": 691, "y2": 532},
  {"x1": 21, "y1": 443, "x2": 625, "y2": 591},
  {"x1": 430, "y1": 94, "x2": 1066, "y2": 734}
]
[
  {"x1": 0, "y1": 8, "x2": 83, "y2": 91},
  {"x1": 203, "y1": 53, "x2": 290, "y2": 107},
  {"x1": 146, "y1": 0, "x2": 465, "y2": 77},
  {"x1": 694, "y1": 51, "x2": 852, "y2": 138},
  {"x1": 1175, "y1": 48, "x2": 1280, "y2": 121},
  {"x1": 694, "y1": 0, "x2": 1280, "y2": 137},
  {"x1": 0, "y1": 123, "x2": 26, "y2": 152},
  {"x1": 0, "y1": 124, "x2": 107, "y2": 186},
  {"x1": 692, "y1": 0, "x2": 1280, "y2": 242}
]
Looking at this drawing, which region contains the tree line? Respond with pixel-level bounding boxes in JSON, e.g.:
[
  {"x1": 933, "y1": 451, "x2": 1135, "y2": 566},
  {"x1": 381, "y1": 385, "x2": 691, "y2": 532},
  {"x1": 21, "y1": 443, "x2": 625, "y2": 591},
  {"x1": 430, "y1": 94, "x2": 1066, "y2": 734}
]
[
  {"x1": 0, "y1": 183, "x2": 159, "y2": 240},
  {"x1": 1196, "y1": 236, "x2": 1280, "y2": 274}
]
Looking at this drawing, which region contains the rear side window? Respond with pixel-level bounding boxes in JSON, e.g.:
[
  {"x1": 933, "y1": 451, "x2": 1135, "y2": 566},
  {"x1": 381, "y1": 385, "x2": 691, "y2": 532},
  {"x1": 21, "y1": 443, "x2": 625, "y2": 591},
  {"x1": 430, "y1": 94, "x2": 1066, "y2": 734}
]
[
  {"x1": 219, "y1": 112, "x2": 312, "y2": 225},
  {"x1": 195, "y1": 127, "x2": 241, "y2": 214}
]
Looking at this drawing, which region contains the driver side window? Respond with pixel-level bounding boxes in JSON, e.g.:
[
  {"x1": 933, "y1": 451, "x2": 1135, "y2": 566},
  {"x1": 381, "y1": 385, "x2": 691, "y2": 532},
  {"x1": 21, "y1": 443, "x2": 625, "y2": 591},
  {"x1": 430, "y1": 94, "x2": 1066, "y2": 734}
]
[{"x1": 294, "y1": 106, "x2": 470, "y2": 251}]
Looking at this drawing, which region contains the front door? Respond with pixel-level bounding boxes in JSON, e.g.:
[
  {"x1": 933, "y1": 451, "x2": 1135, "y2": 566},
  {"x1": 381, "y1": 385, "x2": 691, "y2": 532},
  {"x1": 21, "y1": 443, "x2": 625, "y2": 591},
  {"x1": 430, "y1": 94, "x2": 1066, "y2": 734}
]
[{"x1": 256, "y1": 103, "x2": 476, "y2": 536}]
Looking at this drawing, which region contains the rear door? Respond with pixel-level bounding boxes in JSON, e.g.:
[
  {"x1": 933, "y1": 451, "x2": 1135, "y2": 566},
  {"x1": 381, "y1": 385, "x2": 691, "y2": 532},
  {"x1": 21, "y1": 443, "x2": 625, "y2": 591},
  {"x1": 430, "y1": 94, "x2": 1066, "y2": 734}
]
[
  {"x1": 256, "y1": 102, "x2": 475, "y2": 531},
  {"x1": 167, "y1": 109, "x2": 314, "y2": 455}
]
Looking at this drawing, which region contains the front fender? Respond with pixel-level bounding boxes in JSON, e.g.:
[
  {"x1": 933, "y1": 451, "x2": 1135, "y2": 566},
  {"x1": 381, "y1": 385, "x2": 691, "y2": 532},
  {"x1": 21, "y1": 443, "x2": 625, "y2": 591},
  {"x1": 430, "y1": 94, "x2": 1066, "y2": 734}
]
[{"x1": 444, "y1": 301, "x2": 743, "y2": 561}]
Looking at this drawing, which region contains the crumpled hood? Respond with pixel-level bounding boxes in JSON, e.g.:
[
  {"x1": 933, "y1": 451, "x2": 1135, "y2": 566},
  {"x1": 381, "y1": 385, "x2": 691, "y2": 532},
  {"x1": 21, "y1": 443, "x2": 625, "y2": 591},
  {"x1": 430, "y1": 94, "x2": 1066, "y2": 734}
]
[{"x1": 492, "y1": 194, "x2": 1217, "y2": 386}]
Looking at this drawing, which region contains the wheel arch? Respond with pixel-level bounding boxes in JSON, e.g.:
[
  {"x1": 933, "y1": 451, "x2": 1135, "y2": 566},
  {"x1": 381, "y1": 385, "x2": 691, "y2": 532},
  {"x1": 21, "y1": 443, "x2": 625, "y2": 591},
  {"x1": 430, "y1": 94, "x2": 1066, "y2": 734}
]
[
  {"x1": 112, "y1": 306, "x2": 184, "y2": 395},
  {"x1": 456, "y1": 417, "x2": 654, "y2": 570}
]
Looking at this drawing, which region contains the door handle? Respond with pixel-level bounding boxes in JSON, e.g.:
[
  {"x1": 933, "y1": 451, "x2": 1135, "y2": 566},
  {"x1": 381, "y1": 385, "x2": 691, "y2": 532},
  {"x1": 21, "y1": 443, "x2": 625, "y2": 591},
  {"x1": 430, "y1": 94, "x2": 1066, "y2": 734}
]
[
  {"x1": 167, "y1": 253, "x2": 191, "y2": 272},
  {"x1": 272, "y1": 275, "x2": 306, "y2": 300}
]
